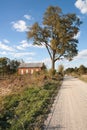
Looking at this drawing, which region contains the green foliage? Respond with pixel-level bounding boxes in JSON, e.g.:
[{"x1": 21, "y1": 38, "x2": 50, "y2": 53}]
[
  {"x1": 78, "y1": 65, "x2": 87, "y2": 75},
  {"x1": 65, "y1": 65, "x2": 87, "y2": 76},
  {"x1": 9, "y1": 60, "x2": 20, "y2": 74},
  {"x1": 0, "y1": 57, "x2": 20, "y2": 76},
  {"x1": 65, "y1": 67, "x2": 75, "y2": 74},
  {"x1": 0, "y1": 57, "x2": 10, "y2": 74},
  {"x1": 27, "y1": 6, "x2": 82, "y2": 70},
  {"x1": 0, "y1": 79, "x2": 60, "y2": 130}
]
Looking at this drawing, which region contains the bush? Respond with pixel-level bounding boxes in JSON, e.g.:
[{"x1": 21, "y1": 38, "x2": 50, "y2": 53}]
[{"x1": 48, "y1": 69, "x2": 56, "y2": 76}]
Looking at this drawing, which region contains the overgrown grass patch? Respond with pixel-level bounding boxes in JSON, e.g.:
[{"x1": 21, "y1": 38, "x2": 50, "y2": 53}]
[{"x1": 0, "y1": 79, "x2": 61, "y2": 130}]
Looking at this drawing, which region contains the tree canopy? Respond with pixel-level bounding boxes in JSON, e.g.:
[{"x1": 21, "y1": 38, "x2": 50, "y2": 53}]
[
  {"x1": 27, "y1": 6, "x2": 82, "y2": 70},
  {"x1": 65, "y1": 65, "x2": 87, "y2": 75},
  {"x1": 0, "y1": 57, "x2": 20, "y2": 75}
]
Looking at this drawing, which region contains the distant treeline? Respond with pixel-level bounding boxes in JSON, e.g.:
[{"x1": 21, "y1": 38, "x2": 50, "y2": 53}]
[
  {"x1": 0, "y1": 57, "x2": 20, "y2": 75},
  {"x1": 65, "y1": 65, "x2": 87, "y2": 75}
]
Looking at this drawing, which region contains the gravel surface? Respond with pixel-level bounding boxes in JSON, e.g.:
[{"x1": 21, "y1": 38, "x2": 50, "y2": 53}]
[{"x1": 44, "y1": 76, "x2": 87, "y2": 130}]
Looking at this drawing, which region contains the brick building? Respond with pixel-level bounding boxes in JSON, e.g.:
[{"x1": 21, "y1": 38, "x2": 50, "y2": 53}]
[{"x1": 18, "y1": 62, "x2": 44, "y2": 75}]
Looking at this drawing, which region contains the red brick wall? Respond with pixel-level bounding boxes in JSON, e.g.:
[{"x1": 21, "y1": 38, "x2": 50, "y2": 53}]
[{"x1": 18, "y1": 67, "x2": 42, "y2": 75}]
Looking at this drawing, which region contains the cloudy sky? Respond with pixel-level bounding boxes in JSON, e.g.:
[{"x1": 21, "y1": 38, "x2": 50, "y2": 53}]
[{"x1": 0, "y1": 0, "x2": 87, "y2": 69}]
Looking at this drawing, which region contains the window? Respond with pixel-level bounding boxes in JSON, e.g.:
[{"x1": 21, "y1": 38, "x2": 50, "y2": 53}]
[
  {"x1": 31, "y1": 69, "x2": 34, "y2": 74},
  {"x1": 21, "y1": 69, "x2": 23, "y2": 75},
  {"x1": 36, "y1": 69, "x2": 39, "y2": 72},
  {"x1": 26, "y1": 69, "x2": 28, "y2": 74}
]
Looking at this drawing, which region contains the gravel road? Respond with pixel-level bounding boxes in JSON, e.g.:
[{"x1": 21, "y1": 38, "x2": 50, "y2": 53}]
[{"x1": 44, "y1": 76, "x2": 87, "y2": 130}]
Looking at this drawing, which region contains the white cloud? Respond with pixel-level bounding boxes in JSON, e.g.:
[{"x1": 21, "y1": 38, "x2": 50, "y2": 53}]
[
  {"x1": 16, "y1": 40, "x2": 45, "y2": 50},
  {"x1": 12, "y1": 52, "x2": 35, "y2": 58},
  {"x1": 24, "y1": 14, "x2": 32, "y2": 20},
  {"x1": 16, "y1": 40, "x2": 32, "y2": 50},
  {"x1": 12, "y1": 20, "x2": 28, "y2": 32},
  {"x1": 20, "y1": 40, "x2": 30, "y2": 47},
  {"x1": 0, "y1": 41, "x2": 14, "y2": 51},
  {"x1": 33, "y1": 44, "x2": 45, "y2": 48},
  {"x1": 0, "y1": 48, "x2": 35, "y2": 61},
  {"x1": 3, "y1": 39, "x2": 10, "y2": 44},
  {"x1": 75, "y1": 0, "x2": 87, "y2": 14},
  {"x1": 0, "y1": 51, "x2": 7, "y2": 55},
  {"x1": 23, "y1": 57, "x2": 33, "y2": 62},
  {"x1": 75, "y1": 49, "x2": 87, "y2": 60},
  {"x1": 16, "y1": 46, "x2": 24, "y2": 50}
]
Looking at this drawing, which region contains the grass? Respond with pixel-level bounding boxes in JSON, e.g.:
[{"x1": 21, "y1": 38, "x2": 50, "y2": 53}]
[{"x1": 0, "y1": 72, "x2": 62, "y2": 130}]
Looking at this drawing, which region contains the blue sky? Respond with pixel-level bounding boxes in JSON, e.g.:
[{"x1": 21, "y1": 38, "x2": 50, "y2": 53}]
[{"x1": 0, "y1": 0, "x2": 87, "y2": 69}]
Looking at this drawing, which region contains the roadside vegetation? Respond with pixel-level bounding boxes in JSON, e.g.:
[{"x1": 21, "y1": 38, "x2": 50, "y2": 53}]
[
  {"x1": 0, "y1": 70, "x2": 63, "y2": 130},
  {"x1": 65, "y1": 65, "x2": 87, "y2": 82},
  {"x1": 79, "y1": 75, "x2": 87, "y2": 82}
]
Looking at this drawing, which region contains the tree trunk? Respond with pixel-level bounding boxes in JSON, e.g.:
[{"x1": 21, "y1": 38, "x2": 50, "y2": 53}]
[
  {"x1": 52, "y1": 51, "x2": 55, "y2": 70},
  {"x1": 52, "y1": 59, "x2": 55, "y2": 70}
]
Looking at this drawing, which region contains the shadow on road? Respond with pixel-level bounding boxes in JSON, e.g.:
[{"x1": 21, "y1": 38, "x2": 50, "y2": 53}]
[
  {"x1": 64, "y1": 76, "x2": 78, "y2": 81},
  {"x1": 61, "y1": 86, "x2": 73, "y2": 89},
  {"x1": 44, "y1": 124, "x2": 65, "y2": 130}
]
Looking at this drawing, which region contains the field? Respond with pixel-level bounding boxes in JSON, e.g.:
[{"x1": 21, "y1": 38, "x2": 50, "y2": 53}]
[{"x1": 0, "y1": 72, "x2": 62, "y2": 130}]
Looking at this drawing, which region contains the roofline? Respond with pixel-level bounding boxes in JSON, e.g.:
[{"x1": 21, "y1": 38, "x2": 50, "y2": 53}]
[{"x1": 18, "y1": 62, "x2": 44, "y2": 68}]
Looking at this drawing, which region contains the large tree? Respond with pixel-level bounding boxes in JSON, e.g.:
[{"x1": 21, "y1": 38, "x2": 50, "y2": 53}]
[{"x1": 27, "y1": 6, "x2": 82, "y2": 70}]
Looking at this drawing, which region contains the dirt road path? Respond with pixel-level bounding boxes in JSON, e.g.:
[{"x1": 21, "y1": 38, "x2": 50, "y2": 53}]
[{"x1": 44, "y1": 76, "x2": 87, "y2": 130}]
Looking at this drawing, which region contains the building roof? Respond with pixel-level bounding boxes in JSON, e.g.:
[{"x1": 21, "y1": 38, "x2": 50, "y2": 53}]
[{"x1": 18, "y1": 62, "x2": 44, "y2": 68}]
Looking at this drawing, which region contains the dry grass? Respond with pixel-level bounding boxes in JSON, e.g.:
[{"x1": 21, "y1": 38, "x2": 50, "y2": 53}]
[
  {"x1": 79, "y1": 74, "x2": 87, "y2": 82},
  {"x1": 0, "y1": 72, "x2": 51, "y2": 96}
]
